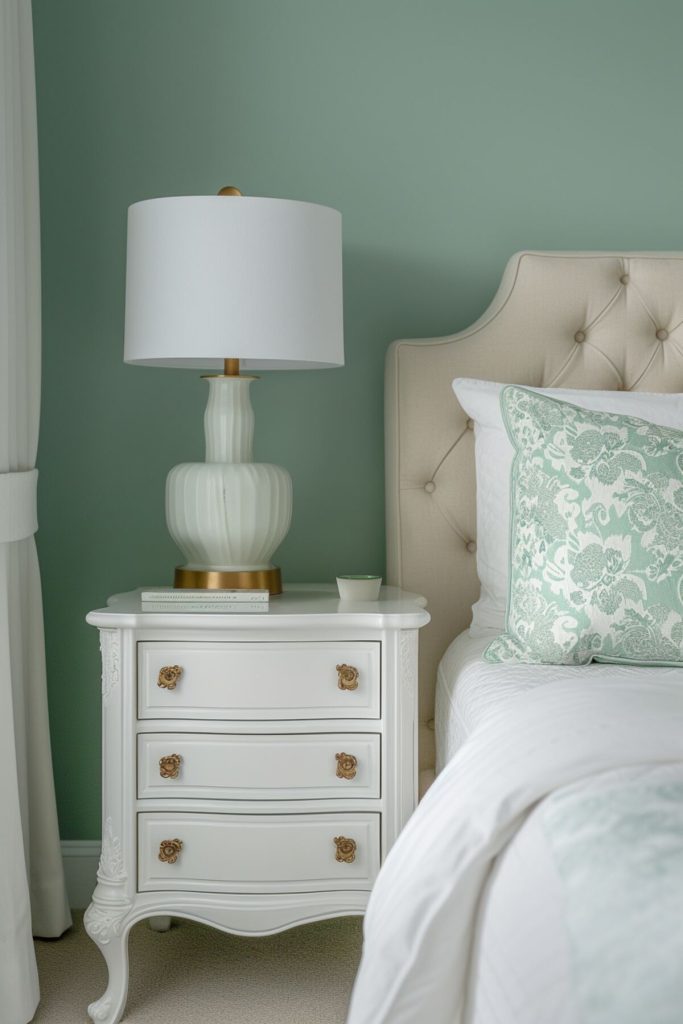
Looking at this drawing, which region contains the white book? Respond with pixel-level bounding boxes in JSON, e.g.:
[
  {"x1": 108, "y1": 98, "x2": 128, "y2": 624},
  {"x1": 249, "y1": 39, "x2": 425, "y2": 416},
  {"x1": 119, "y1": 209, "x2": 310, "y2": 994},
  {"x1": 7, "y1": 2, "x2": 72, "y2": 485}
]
[
  {"x1": 141, "y1": 588, "x2": 269, "y2": 604},
  {"x1": 141, "y1": 601, "x2": 269, "y2": 614}
]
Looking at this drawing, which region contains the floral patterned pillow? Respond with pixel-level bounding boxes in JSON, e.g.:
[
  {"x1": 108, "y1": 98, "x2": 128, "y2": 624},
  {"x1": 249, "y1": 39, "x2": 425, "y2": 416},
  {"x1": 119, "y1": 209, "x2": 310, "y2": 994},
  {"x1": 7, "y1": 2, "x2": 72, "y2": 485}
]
[{"x1": 485, "y1": 386, "x2": 683, "y2": 665}]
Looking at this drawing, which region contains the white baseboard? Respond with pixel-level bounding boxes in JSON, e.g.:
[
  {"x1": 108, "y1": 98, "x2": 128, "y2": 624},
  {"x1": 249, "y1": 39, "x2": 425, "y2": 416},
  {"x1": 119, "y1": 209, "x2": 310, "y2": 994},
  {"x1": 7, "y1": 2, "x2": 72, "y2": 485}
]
[{"x1": 61, "y1": 840, "x2": 101, "y2": 910}]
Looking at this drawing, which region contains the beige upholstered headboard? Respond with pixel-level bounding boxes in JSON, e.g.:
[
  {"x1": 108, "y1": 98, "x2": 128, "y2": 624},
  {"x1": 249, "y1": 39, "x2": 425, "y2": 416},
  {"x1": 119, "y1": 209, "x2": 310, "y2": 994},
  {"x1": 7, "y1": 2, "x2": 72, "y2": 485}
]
[{"x1": 385, "y1": 250, "x2": 683, "y2": 775}]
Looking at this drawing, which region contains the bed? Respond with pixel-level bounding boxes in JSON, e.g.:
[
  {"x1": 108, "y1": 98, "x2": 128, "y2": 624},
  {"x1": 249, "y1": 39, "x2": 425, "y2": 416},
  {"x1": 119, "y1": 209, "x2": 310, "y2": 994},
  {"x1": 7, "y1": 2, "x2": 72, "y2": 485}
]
[{"x1": 347, "y1": 251, "x2": 683, "y2": 1024}]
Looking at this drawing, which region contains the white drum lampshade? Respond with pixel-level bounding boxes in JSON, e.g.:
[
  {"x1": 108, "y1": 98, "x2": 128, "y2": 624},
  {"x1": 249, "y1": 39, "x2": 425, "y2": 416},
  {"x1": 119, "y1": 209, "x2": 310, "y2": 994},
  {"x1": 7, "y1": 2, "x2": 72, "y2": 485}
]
[{"x1": 124, "y1": 193, "x2": 344, "y2": 594}]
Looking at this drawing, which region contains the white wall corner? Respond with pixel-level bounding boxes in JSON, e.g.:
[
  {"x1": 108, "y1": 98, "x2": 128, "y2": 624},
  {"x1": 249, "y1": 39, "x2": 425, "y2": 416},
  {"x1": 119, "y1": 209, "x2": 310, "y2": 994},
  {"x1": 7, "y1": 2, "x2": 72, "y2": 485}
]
[{"x1": 61, "y1": 840, "x2": 101, "y2": 910}]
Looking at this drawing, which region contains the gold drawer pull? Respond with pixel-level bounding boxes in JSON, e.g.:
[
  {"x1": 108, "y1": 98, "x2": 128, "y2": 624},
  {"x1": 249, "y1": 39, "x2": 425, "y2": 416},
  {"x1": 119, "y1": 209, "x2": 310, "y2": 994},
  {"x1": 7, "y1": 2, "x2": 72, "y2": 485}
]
[
  {"x1": 159, "y1": 754, "x2": 183, "y2": 779},
  {"x1": 158, "y1": 838, "x2": 183, "y2": 864},
  {"x1": 336, "y1": 664, "x2": 359, "y2": 691},
  {"x1": 158, "y1": 665, "x2": 183, "y2": 690},
  {"x1": 335, "y1": 752, "x2": 358, "y2": 780},
  {"x1": 334, "y1": 836, "x2": 357, "y2": 863}
]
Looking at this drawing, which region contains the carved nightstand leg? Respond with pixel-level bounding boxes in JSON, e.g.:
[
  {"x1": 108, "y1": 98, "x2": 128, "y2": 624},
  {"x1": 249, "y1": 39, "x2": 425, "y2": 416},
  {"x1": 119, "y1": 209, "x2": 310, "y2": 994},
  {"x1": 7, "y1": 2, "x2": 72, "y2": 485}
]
[{"x1": 84, "y1": 903, "x2": 131, "y2": 1024}]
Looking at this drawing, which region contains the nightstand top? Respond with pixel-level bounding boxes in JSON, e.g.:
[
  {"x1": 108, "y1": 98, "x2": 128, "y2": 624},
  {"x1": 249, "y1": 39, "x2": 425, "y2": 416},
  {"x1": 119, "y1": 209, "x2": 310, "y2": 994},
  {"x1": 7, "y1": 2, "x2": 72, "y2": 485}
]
[{"x1": 86, "y1": 583, "x2": 430, "y2": 630}]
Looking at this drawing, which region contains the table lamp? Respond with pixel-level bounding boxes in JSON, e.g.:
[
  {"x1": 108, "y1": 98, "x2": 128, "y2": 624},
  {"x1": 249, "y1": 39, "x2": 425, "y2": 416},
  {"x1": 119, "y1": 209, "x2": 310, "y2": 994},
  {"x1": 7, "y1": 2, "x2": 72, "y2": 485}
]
[{"x1": 123, "y1": 189, "x2": 344, "y2": 594}]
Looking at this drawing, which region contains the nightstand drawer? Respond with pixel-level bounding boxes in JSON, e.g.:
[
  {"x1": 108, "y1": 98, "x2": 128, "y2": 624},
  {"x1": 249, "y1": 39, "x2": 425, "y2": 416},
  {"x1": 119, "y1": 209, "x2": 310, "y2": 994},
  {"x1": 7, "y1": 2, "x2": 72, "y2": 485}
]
[
  {"x1": 138, "y1": 641, "x2": 380, "y2": 720},
  {"x1": 138, "y1": 812, "x2": 380, "y2": 893},
  {"x1": 138, "y1": 732, "x2": 381, "y2": 800}
]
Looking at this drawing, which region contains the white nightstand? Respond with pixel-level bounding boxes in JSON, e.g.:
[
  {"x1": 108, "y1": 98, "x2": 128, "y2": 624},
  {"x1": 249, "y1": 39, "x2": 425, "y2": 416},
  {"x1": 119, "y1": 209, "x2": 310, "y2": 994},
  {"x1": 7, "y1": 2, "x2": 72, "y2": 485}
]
[{"x1": 84, "y1": 584, "x2": 429, "y2": 1024}]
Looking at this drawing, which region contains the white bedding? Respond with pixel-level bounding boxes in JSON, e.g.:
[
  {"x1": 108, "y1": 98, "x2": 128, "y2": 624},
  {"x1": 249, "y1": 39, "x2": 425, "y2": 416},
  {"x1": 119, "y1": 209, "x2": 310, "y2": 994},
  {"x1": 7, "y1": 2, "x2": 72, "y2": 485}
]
[
  {"x1": 435, "y1": 634, "x2": 578, "y2": 1023},
  {"x1": 465, "y1": 793, "x2": 577, "y2": 1024},
  {"x1": 346, "y1": 674, "x2": 683, "y2": 1024},
  {"x1": 435, "y1": 631, "x2": 683, "y2": 767},
  {"x1": 435, "y1": 632, "x2": 544, "y2": 767}
]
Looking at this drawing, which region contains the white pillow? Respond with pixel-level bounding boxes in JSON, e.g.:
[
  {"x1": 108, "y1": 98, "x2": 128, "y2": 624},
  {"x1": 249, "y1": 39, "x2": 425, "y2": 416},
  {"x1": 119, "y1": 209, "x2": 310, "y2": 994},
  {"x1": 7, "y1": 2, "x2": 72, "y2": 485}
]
[{"x1": 452, "y1": 378, "x2": 683, "y2": 636}]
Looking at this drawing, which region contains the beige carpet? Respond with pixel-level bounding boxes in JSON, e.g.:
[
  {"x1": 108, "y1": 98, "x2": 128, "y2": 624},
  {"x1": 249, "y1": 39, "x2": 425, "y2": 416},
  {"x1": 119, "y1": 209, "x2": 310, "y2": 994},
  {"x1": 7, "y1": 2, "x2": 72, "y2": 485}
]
[{"x1": 33, "y1": 912, "x2": 363, "y2": 1022}]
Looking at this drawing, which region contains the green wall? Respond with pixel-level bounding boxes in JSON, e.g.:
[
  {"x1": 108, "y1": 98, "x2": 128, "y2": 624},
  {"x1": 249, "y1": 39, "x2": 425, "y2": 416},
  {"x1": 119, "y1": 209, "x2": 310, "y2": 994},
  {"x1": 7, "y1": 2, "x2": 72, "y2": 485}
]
[{"x1": 32, "y1": 0, "x2": 683, "y2": 839}]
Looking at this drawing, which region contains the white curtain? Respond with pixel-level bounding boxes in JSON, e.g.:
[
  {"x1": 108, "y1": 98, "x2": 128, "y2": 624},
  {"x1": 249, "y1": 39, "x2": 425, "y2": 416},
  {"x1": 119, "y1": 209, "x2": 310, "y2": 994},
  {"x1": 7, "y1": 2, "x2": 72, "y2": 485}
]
[{"x1": 1, "y1": 1, "x2": 72, "y2": 1021}]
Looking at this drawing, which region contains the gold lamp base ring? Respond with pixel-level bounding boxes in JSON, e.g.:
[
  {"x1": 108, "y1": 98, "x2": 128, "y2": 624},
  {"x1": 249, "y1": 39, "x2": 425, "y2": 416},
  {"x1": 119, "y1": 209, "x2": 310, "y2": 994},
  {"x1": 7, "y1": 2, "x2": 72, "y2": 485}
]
[{"x1": 174, "y1": 566, "x2": 283, "y2": 596}]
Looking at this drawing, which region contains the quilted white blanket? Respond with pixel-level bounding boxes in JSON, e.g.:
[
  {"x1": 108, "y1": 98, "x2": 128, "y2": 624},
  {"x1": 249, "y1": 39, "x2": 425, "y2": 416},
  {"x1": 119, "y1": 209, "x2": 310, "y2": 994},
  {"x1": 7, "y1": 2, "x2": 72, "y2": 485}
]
[{"x1": 346, "y1": 676, "x2": 683, "y2": 1024}]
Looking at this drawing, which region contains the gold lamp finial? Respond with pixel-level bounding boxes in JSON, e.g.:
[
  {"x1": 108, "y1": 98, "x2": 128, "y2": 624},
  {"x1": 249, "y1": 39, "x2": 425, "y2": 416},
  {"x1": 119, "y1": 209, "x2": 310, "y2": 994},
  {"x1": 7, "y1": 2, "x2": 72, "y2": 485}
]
[{"x1": 217, "y1": 185, "x2": 243, "y2": 196}]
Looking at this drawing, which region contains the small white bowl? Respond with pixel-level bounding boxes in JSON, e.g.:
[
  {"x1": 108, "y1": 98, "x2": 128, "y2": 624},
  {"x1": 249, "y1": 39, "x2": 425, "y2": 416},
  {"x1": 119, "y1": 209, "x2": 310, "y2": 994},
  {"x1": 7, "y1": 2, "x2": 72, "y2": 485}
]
[{"x1": 336, "y1": 575, "x2": 382, "y2": 601}]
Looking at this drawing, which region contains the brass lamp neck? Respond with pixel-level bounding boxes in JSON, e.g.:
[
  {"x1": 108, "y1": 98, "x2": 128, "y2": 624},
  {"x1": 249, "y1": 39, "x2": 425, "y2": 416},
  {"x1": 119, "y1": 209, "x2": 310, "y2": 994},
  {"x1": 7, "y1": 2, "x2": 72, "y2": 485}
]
[{"x1": 219, "y1": 187, "x2": 242, "y2": 381}]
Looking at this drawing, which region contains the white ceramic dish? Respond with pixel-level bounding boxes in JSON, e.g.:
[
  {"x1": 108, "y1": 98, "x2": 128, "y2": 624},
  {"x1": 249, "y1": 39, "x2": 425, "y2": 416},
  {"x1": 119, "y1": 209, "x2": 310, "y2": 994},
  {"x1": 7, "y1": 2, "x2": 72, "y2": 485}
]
[{"x1": 336, "y1": 575, "x2": 382, "y2": 601}]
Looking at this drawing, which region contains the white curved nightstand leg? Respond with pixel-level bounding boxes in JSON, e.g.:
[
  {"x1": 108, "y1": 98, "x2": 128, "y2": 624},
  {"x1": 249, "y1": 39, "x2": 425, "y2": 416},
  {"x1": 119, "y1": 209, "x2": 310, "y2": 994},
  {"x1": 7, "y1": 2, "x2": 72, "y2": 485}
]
[{"x1": 83, "y1": 904, "x2": 131, "y2": 1024}]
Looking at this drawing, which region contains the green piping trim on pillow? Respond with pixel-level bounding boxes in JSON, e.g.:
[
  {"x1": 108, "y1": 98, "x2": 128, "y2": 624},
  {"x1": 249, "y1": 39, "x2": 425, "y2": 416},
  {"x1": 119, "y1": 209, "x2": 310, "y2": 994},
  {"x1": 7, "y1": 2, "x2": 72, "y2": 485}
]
[{"x1": 485, "y1": 386, "x2": 683, "y2": 666}]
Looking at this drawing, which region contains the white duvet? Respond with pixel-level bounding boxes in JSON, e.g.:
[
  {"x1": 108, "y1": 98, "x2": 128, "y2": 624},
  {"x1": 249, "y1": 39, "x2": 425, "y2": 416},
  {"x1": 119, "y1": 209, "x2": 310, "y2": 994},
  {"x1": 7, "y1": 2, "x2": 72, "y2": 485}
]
[{"x1": 346, "y1": 675, "x2": 683, "y2": 1024}]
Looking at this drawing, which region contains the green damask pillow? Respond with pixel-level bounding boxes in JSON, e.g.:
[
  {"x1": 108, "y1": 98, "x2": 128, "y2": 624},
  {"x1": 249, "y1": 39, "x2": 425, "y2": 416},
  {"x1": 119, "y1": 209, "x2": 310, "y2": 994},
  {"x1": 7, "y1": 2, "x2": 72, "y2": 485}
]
[{"x1": 485, "y1": 386, "x2": 683, "y2": 666}]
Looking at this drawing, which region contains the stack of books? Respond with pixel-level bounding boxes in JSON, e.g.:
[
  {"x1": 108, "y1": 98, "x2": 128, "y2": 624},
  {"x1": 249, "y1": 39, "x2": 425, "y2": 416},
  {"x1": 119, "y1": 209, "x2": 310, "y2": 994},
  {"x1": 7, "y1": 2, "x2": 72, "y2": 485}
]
[{"x1": 140, "y1": 588, "x2": 270, "y2": 613}]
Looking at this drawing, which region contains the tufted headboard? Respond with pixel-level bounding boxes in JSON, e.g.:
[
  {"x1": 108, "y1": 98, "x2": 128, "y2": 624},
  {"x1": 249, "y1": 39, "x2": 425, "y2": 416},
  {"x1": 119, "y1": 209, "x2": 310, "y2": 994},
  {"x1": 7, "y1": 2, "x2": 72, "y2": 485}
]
[{"x1": 385, "y1": 250, "x2": 683, "y2": 779}]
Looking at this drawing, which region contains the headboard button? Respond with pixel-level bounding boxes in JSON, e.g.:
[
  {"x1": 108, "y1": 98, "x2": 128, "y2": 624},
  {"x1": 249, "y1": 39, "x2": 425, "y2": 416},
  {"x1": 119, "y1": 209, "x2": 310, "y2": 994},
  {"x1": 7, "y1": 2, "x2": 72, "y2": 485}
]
[
  {"x1": 424, "y1": 480, "x2": 436, "y2": 494},
  {"x1": 466, "y1": 418, "x2": 474, "y2": 431},
  {"x1": 620, "y1": 273, "x2": 629, "y2": 285},
  {"x1": 466, "y1": 540, "x2": 476, "y2": 554},
  {"x1": 574, "y1": 330, "x2": 586, "y2": 344},
  {"x1": 656, "y1": 328, "x2": 669, "y2": 341}
]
